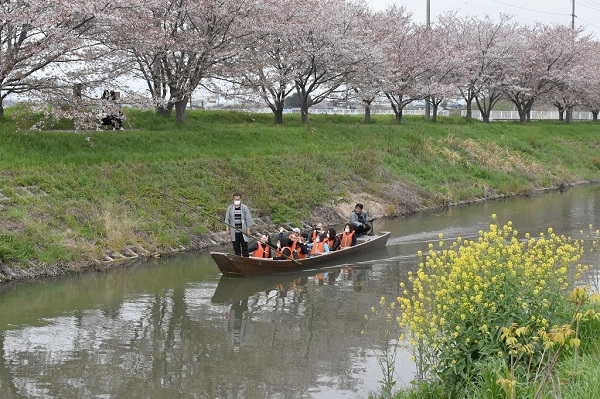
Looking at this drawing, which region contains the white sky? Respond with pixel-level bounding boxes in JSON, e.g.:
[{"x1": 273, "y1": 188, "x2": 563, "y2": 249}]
[{"x1": 367, "y1": 0, "x2": 600, "y2": 38}]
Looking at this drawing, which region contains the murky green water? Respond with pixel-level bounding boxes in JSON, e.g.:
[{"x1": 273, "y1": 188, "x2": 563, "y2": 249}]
[{"x1": 1, "y1": 185, "x2": 600, "y2": 398}]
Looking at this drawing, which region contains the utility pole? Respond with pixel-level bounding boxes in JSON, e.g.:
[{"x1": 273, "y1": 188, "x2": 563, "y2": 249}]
[
  {"x1": 427, "y1": 0, "x2": 430, "y2": 27},
  {"x1": 424, "y1": 0, "x2": 431, "y2": 120},
  {"x1": 571, "y1": 0, "x2": 575, "y2": 30}
]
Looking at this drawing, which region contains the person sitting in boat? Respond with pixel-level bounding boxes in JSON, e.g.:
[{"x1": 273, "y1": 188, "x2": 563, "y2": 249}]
[
  {"x1": 248, "y1": 233, "x2": 273, "y2": 258},
  {"x1": 307, "y1": 233, "x2": 330, "y2": 256},
  {"x1": 350, "y1": 203, "x2": 372, "y2": 236},
  {"x1": 279, "y1": 226, "x2": 302, "y2": 253},
  {"x1": 339, "y1": 223, "x2": 357, "y2": 249},
  {"x1": 326, "y1": 228, "x2": 341, "y2": 251},
  {"x1": 309, "y1": 223, "x2": 326, "y2": 243},
  {"x1": 273, "y1": 237, "x2": 297, "y2": 260},
  {"x1": 294, "y1": 232, "x2": 310, "y2": 259}
]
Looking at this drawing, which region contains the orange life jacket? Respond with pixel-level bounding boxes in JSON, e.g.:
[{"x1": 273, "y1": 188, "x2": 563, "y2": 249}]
[
  {"x1": 276, "y1": 246, "x2": 295, "y2": 260},
  {"x1": 339, "y1": 231, "x2": 355, "y2": 248},
  {"x1": 310, "y1": 241, "x2": 326, "y2": 255},
  {"x1": 252, "y1": 242, "x2": 271, "y2": 258}
]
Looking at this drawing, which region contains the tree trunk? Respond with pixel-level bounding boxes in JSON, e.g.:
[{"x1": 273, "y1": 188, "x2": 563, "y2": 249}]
[
  {"x1": 593, "y1": 110, "x2": 598, "y2": 121},
  {"x1": 396, "y1": 108, "x2": 403, "y2": 123},
  {"x1": 482, "y1": 111, "x2": 491, "y2": 123},
  {"x1": 465, "y1": 99, "x2": 472, "y2": 120},
  {"x1": 294, "y1": 87, "x2": 311, "y2": 124},
  {"x1": 432, "y1": 103, "x2": 438, "y2": 122},
  {"x1": 268, "y1": 100, "x2": 285, "y2": 125},
  {"x1": 155, "y1": 105, "x2": 172, "y2": 117},
  {"x1": 174, "y1": 96, "x2": 188, "y2": 124},
  {"x1": 364, "y1": 103, "x2": 371, "y2": 123},
  {"x1": 300, "y1": 106, "x2": 309, "y2": 124},
  {"x1": 516, "y1": 104, "x2": 527, "y2": 123},
  {"x1": 274, "y1": 108, "x2": 283, "y2": 125},
  {"x1": 0, "y1": 101, "x2": 4, "y2": 118},
  {"x1": 565, "y1": 108, "x2": 572, "y2": 124},
  {"x1": 558, "y1": 109, "x2": 564, "y2": 121}
]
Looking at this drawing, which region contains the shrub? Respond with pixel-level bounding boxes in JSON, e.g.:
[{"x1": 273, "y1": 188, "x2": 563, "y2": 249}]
[{"x1": 396, "y1": 215, "x2": 595, "y2": 395}]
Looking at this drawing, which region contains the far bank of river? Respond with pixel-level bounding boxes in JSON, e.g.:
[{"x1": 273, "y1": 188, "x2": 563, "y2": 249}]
[{"x1": 1, "y1": 111, "x2": 600, "y2": 283}]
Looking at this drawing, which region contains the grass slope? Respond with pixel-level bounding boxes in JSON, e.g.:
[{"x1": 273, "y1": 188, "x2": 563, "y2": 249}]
[{"x1": 1, "y1": 108, "x2": 600, "y2": 279}]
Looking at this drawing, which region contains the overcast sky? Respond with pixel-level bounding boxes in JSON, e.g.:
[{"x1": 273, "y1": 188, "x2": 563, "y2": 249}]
[{"x1": 367, "y1": 0, "x2": 600, "y2": 37}]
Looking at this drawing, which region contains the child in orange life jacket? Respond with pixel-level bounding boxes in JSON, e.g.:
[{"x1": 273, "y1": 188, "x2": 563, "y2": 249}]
[
  {"x1": 326, "y1": 228, "x2": 341, "y2": 251},
  {"x1": 339, "y1": 223, "x2": 357, "y2": 249},
  {"x1": 248, "y1": 233, "x2": 273, "y2": 258},
  {"x1": 307, "y1": 233, "x2": 330, "y2": 256}
]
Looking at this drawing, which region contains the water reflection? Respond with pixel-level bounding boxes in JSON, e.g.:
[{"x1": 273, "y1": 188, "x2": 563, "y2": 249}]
[{"x1": 212, "y1": 265, "x2": 376, "y2": 360}]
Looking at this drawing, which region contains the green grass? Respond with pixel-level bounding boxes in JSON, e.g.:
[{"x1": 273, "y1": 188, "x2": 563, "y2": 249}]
[
  {"x1": 1, "y1": 108, "x2": 600, "y2": 271},
  {"x1": 381, "y1": 353, "x2": 600, "y2": 399}
]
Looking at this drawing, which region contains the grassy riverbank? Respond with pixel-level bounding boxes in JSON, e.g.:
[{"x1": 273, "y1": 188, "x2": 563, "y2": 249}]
[{"x1": 1, "y1": 108, "x2": 600, "y2": 281}]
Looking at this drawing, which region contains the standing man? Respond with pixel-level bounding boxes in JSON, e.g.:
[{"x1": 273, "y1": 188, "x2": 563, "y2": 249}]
[
  {"x1": 225, "y1": 193, "x2": 255, "y2": 257},
  {"x1": 349, "y1": 203, "x2": 371, "y2": 236}
]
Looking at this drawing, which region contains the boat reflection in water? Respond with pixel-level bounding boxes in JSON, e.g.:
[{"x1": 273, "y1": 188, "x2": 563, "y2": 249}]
[{"x1": 214, "y1": 265, "x2": 371, "y2": 351}]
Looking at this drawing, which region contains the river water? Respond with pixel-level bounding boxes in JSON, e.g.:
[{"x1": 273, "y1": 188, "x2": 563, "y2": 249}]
[{"x1": 1, "y1": 185, "x2": 600, "y2": 399}]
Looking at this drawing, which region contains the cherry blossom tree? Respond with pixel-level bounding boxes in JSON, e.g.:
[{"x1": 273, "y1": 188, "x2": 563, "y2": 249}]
[
  {"x1": 345, "y1": 6, "x2": 406, "y2": 123},
  {"x1": 415, "y1": 16, "x2": 462, "y2": 122},
  {"x1": 289, "y1": 0, "x2": 371, "y2": 124},
  {"x1": 220, "y1": 0, "x2": 300, "y2": 124},
  {"x1": 547, "y1": 65, "x2": 587, "y2": 123},
  {"x1": 0, "y1": 0, "x2": 103, "y2": 117},
  {"x1": 378, "y1": 6, "x2": 421, "y2": 123},
  {"x1": 103, "y1": 0, "x2": 257, "y2": 123},
  {"x1": 580, "y1": 41, "x2": 600, "y2": 121},
  {"x1": 502, "y1": 24, "x2": 588, "y2": 123},
  {"x1": 547, "y1": 33, "x2": 594, "y2": 123},
  {"x1": 445, "y1": 14, "x2": 516, "y2": 122}
]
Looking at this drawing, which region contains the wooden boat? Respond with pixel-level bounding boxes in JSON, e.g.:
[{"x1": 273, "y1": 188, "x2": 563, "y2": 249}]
[{"x1": 210, "y1": 231, "x2": 391, "y2": 276}]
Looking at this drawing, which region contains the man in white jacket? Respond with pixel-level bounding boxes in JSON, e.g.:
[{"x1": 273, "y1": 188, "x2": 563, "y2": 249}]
[{"x1": 224, "y1": 193, "x2": 255, "y2": 257}]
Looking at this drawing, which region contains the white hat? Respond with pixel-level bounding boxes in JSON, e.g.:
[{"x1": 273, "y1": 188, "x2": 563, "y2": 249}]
[{"x1": 292, "y1": 227, "x2": 301, "y2": 234}]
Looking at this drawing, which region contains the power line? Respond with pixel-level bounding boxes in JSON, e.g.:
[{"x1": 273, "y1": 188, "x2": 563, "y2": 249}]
[
  {"x1": 580, "y1": 0, "x2": 600, "y2": 7},
  {"x1": 579, "y1": 0, "x2": 600, "y2": 12},
  {"x1": 576, "y1": 15, "x2": 600, "y2": 32},
  {"x1": 490, "y1": 0, "x2": 571, "y2": 16}
]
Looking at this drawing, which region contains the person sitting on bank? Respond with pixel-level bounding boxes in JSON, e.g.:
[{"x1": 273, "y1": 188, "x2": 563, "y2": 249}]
[
  {"x1": 273, "y1": 237, "x2": 297, "y2": 260},
  {"x1": 310, "y1": 223, "x2": 326, "y2": 243},
  {"x1": 308, "y1": 233, "x2": 330, "y2": 256},
  {"x1": 339, "y1": 223, "x2": 357, "y2": 249},
  {"x1": 350, "y1": 203, "x2": 371, "y2": 236},
  {"x1": 248, "y1": 233, "x2": 273, "y2": 258},
  {"x1": 326, "y1": 228, "x2": 341, "y2": 251}
]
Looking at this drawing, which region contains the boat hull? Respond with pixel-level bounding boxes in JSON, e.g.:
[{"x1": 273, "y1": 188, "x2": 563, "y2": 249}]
[{"x1": 210, "y1": 232, "x2": 391, "y2": 276}]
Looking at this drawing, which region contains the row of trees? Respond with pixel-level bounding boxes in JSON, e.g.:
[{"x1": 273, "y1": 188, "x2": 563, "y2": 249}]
[{"x1": 1, "y1": 0, "x2": 599, "y2": 126}]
